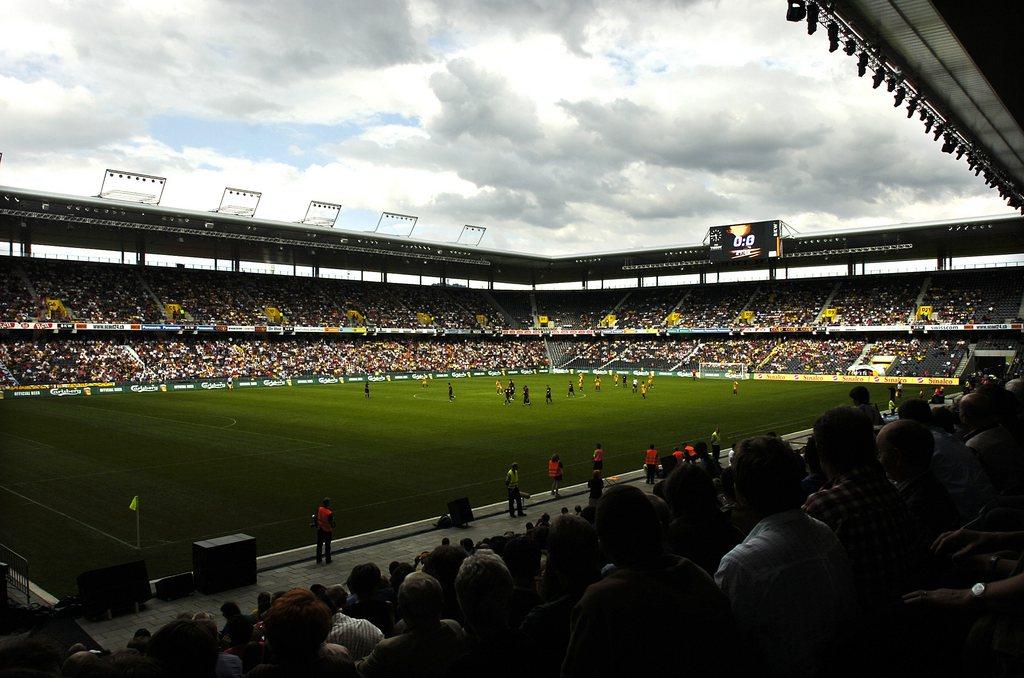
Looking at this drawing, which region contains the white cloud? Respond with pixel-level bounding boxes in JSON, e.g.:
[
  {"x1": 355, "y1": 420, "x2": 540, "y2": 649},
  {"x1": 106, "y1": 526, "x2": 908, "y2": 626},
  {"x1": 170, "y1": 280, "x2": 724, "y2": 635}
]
[{"x1": 0, "y1": 0, "x2": 1011, "y2": 255}]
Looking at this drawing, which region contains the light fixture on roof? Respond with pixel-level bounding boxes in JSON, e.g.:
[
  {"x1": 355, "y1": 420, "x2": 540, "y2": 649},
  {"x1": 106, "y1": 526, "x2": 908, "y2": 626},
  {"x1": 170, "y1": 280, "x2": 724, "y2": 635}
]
[
  {"x1": 871, "y1": 67, "x2": 885, "y2": 89},
  {"x1": 893, "y1": 87, "x2": 906, "y2": 107},
  {"x1": 856, "y1": 52, "x2": 868, "y2": 77},
  {"x1": 99, "y1": 169, "x2": 167, "y2": 204},
  {"x1": 827, "y1": 21, "x2": 840, "y2": 52},
  {"x1": 806, "y1": 1, "x2": 819, "y2": 33},
  {"x1": 216, "y1": 187, "x2": 261, "y2": 217},
  {"x1": 906, "y1": 98, "x2": 919, "y2": 118},
  {"x1": 843, "y1": 39, "x2": 856, "y2": 56},
  {"x1": 786, "y1": 0, "x2": 806, "y2": 22}
]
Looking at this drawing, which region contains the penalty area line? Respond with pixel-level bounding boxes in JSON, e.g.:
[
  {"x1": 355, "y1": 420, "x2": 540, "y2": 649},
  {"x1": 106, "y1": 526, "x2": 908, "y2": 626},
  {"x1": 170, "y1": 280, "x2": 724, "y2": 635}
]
[{"x1": 0, "y1": 483, "x2": 137, "y2": 550}]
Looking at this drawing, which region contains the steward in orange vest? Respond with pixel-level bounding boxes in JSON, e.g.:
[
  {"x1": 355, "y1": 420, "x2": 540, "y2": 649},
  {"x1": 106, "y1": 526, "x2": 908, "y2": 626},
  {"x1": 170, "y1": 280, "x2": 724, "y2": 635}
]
[
  {"x1": 549, "y1": 454, "x2": 564, "y2": 497},
  {"x1": 644, "y1": 446, "x2": 659, "y2": 485}
]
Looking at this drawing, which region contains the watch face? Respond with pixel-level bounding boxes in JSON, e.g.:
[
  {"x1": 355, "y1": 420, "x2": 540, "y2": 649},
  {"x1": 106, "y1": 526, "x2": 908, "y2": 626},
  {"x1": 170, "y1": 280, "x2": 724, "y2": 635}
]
[{"x1": 972, "y1": 583, "x2": 986, "y2": 597}]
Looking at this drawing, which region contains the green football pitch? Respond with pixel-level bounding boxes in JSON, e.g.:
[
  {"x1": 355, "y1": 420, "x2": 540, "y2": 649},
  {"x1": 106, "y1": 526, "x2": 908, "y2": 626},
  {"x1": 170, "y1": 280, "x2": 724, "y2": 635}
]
[{"x1": 0, "y1": 377, "x2": 898, "y2": 595}]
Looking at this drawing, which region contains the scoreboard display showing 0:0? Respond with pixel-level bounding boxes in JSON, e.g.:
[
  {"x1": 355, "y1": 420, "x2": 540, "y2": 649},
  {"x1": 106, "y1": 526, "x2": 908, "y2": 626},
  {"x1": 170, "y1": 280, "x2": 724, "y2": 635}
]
[{"x1": 707, "y1": 220, "x2": 783, "y2": 261}]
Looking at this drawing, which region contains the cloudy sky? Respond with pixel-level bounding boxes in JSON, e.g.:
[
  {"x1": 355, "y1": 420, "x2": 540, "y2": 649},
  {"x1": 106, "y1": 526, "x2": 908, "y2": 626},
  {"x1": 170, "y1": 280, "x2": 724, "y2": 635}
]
[{"x1": 0, "y1": 0, "x2": 1011, "y2": 255}]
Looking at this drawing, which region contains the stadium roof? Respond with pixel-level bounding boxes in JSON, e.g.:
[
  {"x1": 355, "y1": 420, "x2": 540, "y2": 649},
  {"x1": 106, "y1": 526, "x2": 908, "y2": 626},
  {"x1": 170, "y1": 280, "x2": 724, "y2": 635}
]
[
  {"x1": 835, "y1": 0, "x2": 1024, "y2": 200},
  {"x1": 2, "y1": 184, "x2": 1023, "y2": 285}
]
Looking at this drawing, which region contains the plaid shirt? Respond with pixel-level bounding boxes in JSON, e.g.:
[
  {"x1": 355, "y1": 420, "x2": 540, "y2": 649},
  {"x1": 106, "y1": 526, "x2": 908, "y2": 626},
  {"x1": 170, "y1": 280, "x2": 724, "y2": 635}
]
[
  {"x1": 802, "y1": 465, "x2": 920, "y2": 608},
  {"x1": 326, "y1": 611, "x2": 384, "y2": 661}
]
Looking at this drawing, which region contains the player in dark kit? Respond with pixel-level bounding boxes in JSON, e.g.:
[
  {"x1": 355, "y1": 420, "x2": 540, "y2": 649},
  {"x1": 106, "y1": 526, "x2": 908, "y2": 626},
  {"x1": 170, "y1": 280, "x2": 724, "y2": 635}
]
[
  {"x1": 568, "y1": 382, "x2": 575, "y2": 397},
  {"x1": 364, "y1": 382, "x2": 370, "y2": 398},
  {"x1": 448, "y1": 382, "x2": 455, "y2": 402},
  {"x1": 504, "y1": 385, "x2": 513, "y2": 405},
  {"x1": 545, "y1": 385, "x2": 552, "y2": 404},
  {"x1": 523, "y1": 385, "x2": 531, "y2": 406}
]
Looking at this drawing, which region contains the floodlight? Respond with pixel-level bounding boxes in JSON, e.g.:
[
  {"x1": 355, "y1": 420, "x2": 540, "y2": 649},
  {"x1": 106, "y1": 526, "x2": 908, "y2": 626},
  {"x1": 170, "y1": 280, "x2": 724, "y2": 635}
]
[
  {"x1": 955, "y1": 145, "x2": 966, "y2": 160},
  {"x1": 301, "y1": 201, "x2": 342, "y2": 227},
  {"x1": 806, "y1": 2, "x2": 819, "y2": 34},
  {"x1": 941, "y1": 135, "x2": 956, "y2": 154},
  {"x1": 786, "y1": 1, "x2": 806, "y2": 22},
  {"x1": 216, "y1": 188, "x2": 261, "y2": 217},
  {"x1": 923, "y1": 116, "x2": 934, "y2": 134},
  {"x1": 374, "y1": 211, "x2": 419, "y2": 237},
  {"x1": 843, "y1": 39, "x2": 856, "y2": 56},
  {"x1": 99, "y1": 170, "x2": 166, "y2": 204},
  {"x1": 893, "y1": 87, "x2": 906, "y2": 107},
  {"x1": 871, "y1": 68, "x2": 885, "y2": 88},
  {"x1": 906, "y1": 98, "x2": 919, "y2": 118},
  {"x1": 857, "y1": 52, "x2": 868, "y2": 77},
  {"x1": 827, "y1": 22, "x2": 840, "y2": 52},
  {"x1": 456, "y1": 225, "x2": 487, "y2": 246},
  {"x1": 933, "y1": 123, "x2": 945, "y2": 141}
]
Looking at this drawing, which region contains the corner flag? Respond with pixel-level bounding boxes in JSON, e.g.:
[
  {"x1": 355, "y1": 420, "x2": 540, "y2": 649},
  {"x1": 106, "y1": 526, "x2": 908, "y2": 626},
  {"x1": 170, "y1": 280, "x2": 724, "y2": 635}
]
[{"x1": 129, "y1": 495, "x2": 139, "y2": 511}]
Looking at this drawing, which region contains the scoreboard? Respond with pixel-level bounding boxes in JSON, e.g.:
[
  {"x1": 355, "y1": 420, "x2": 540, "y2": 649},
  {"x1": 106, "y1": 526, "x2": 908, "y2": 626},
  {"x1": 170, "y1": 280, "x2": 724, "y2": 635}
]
[{"x1": 708, "y1": 221, "x2": 783, "y2": 261}]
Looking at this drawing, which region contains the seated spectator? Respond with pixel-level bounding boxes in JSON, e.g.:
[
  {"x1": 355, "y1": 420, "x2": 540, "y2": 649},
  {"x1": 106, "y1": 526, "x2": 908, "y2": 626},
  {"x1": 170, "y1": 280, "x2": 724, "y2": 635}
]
[
  {"x1": 905, "y1": 528, "x2": 1024, "y2": 677},
  {"x1": 252, "y1": 592, "x2": 273, "y2": 623},
  {"x1": 849, "y1": 385, "x2": 883, "y2": 426},
  {"x1": 246, "y1": 588, "x2": 354, "y2": 677},
  {"x1": 499, "y1": 536, "x2": 543, "y2": 629},
  {"x1": 521, "y1": 515, "x2": 600, "y2": 678},
  {"x1": 446, "y1": 552, "x2": 536, "y2": 677},
  {"x1": 192, "y1": 613, "x2": 244, "y2": 678},
  {"x1": 422, "y1": 546, "x2": 468, "y2": 625},
  {"x1": 324, "y1": 585, "x2": 384, "y2": 662},
  {"x1": 898, "y1": 398, "x2": 996, "y2": 521},
  {"x1": 356, "y1": 573, "x2": 465, "y2": 678},
  {"x1": 345, "y1": 564, "x2": 394, "y2": 638},
  {"x1": 960, "y1": 392, "x2": 1024, "y2": 494},
  {"x1": 562, "y1": 485, "x2": 736, "y2": 678},
  {"x1": 716, "y1": 435, "x2": 857, "y2": 677},
  {"x1": 803, "y1": 406, "x2": 921, "y2": 609},
  {"x1": 0, "y1": 638, "x2": 62, "y2": 675},
  {"x1": 147, "y1": 619, "x2": 219, "y2": 678},
  {"x1": 877, "y1": 420, "x2": 960, "y2": 548},
  {"x1": 800, "y1": 437, "x2": 827, "y2": 497},
  {"x1": 663, "y1": 464, "x2": 741, "y2": 575}
]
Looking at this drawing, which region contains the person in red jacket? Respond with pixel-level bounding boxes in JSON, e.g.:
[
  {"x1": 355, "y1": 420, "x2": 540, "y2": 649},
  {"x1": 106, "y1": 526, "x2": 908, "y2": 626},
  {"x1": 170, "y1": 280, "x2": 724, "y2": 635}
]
[
  {"x1": 644, "y1": 445, "x2": 659, "y2": 484},
  {"x1": 549, "y1": 454, "x2": 565, "y2": 497},
  {"x1": 593, "y1": 443, "x2": 605, "y2": 471},
  {"x1": 314, "y1": 497, "x2": 335, "y2": 565}
]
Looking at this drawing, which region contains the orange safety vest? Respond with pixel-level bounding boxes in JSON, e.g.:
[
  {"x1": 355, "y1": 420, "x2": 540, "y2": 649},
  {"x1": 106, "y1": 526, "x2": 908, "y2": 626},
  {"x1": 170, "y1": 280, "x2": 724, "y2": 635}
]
[
  {"x1": 548, "y1": 460, "x2": 561, "y2": 478},
  {"x1": 316, "y1": 506, "x2": 333, "y2": 533},
  {"x1": 685, "y1": 445, "x2": 697, "y2": 459},
  {"x1": 645, "y1": 449, "x2": 658, "y2": 465}
]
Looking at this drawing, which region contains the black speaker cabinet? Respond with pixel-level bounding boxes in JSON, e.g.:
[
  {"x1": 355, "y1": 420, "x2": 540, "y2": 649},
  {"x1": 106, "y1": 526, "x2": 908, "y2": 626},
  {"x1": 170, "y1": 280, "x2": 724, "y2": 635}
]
[
  {"x1": 193, "y1": 534, "x2": 256, "y2": 594},
  {"x1": 446, "y1": 497, "x2": 474, "y2": 527},
  {"x1": 155, "y1": 572, "x2": 195, "y2": 600},
  {"x1": 76, "y1": 561, "x2": 152, "y2": 618}
]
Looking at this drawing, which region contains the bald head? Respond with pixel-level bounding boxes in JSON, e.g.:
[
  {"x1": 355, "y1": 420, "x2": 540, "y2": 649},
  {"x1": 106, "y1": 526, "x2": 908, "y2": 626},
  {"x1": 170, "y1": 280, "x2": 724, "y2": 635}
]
[
  {"x1": 959, "y1": 392, "x2": 997, "y2": 431},
  {"x1": 877, "y1": 419, "x2": 935, "y2": 482},
  {"x1": 1005, "y1": 378, "x2": 1024, "y2": 407}
]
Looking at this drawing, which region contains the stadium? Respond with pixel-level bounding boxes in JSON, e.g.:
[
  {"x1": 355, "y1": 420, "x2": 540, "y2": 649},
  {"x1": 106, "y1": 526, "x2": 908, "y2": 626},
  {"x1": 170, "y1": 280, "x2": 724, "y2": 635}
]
[{"x1": 1, "y1": 1, "x2": 1024, "y2": 676}]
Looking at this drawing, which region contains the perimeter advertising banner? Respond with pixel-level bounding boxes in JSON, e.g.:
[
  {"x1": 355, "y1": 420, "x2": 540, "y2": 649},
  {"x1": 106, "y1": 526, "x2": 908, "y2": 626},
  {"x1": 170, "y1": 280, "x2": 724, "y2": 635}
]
[{"x1": 753, "y1": 373, "x2": 959, "y2": 386}]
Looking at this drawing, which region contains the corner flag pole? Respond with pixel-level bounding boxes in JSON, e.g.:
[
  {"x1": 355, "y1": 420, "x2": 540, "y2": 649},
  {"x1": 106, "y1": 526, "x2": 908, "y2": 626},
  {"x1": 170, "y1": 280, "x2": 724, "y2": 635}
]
[{"x1": 130, "y1": 495, "x2": 140, "y2": 549}]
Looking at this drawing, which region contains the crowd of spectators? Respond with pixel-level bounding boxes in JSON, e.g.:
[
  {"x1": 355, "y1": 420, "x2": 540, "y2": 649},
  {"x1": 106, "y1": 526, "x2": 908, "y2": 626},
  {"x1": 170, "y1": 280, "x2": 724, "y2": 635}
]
[
  {"x1": 0, "y1": 338, "x2": 551, "y2": 384},
  {"x1": 921, "y1": 270, "x2": 1024, "y2": 325},
  {"x1": 4, "y1": 258, "x2": 1024, "y2": 331},
  {"x1": 688, "y1": 339, "x2": 777, "y2": 370},
  {"x1": 758, "y1": 338, "x2": 867, "y2": 374},
  {"x1": 6, "y1": 377, "x2": 1024, "y2": 676},
  {"x1": 870, "y1": 338, "x2": 970, "y2": 378},
  {"x1": 828, "y1": 275, "x2": 923, "y2": 326},
  {"x1": 551, "y1": 339, "x2": 697, "y2": 370}
]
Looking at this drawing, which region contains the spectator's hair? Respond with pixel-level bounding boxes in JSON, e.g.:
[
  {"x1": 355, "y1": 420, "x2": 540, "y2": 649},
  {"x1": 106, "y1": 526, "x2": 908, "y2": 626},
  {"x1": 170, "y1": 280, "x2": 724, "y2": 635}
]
[
  {"x1": 440, "y1": 538, "x2": 450, "y2": 546},
  {"x1": 802, "y1": 437, "x2": 823, "y2": 477},
  {"x1": 108, "y1": 651, "x2": 175, "y2": 677},
  {"x1": 663, "y1": 463, "x2": 719, "y2": 521},
  {"x1": 580, "y1": 505, "x2": 596, "y2": 524},
  {"x1": 255, "y1": 591, "x2": 272, "y2": 615},
  {"x1": 541, "y1": 515, "x2": 600, "y2": 600},
  {"x1": 346, "y1": 563, "x2": 382, "y2": 598},
  {"x1": 733, "y1": 436, "x2": 807, "y2": 515},
  {"x1": 531, "y1": 524, "x2": 550, "y2": 551},
  {"x1": 261, "y1": 588, "x2": 332, "y2": 664},
  {"x1": 977, "y1": 384, "x2": 1020, "y2": 428},
  {"x1": 930, "y1": 405, "x2": 958, "y2": 433},
  {"x1": 1006, "y1": 378, "x2": 1024, "y2": 406},
  {"x1": 501, "y1": 535, "x2": 541, "y2": 585},
  {"x1": 879, "y1": 419, "x2": 935, "y2": 473},
  {"x1": 848, "y1": 385, "x2": 870, "y2": 405},
  {"x1": 897, "y1": 398, "x2": 932, "y2": 424},
  {"x1": 324, "y1": 584, "x2": 347, "y2": 613},
  {"x1": 647, "y1": 494, "x2": 672, "y2": 531},
  {"x1": 458, "y1": 538, "x2": 474, "y2": 553},
  {"x1": 223, "y1": 614, "x2": 253, "y2": 648},
  {"x1": 813, "y1": 406, "x2": 876, "y2": 475},
  {"x1": 191, "y1": 615, "x2": 218, "y2": 639},
  {"x1": 147, "y1": 620, "x2": 218, "y2": 678},
  {"x1": 959, "y1": 391, "x2": 996, "y2": 427},
  {"x1": 423, "y1": 544, "x2": 468, "y2": 617},
  {"x1": 398, "y1": 572, "x2": 445, "y2": 628},
  {"x1": 0, "y1": 638, "x2": 62, "y2": 674},
  {"x1": 596, "y1": 485, "x2": 663, "y2": 567},
  {"x1": 219, "y1": 601, "x2": 241, "y2": 618},
  {"x1": 389, "y1": 563, "x2": 414, "y2": 596},
  {"x1": 455, "y1": 552, "x2": 514, "y2": 635}
]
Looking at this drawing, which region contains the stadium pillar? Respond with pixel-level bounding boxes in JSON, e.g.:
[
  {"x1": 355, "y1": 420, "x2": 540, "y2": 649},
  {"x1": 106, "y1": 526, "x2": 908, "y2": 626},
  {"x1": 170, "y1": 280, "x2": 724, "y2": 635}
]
[
  {"x1": 19, "y1": 221, "x2": 31, "y2": 257},
  {"x1": 231, "y1": 243, "x2": 240, "y2": 272},
  {"x1": 768, "y1": 264, "x2": 776, "y2": 281},
  {"x1": 135, "y1": 235, "x2": 146, "y2": 265}
]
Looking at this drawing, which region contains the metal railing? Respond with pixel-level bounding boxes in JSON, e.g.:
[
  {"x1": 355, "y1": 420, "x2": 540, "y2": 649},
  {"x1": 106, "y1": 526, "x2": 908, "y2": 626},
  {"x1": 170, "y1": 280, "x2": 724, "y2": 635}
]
[{"x1": 0, "y1": 543, "x2": 30, "y2": 606}]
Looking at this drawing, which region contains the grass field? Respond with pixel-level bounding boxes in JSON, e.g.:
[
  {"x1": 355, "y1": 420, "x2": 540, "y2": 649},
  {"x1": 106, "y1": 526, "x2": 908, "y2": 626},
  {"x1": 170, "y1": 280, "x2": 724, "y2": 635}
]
[{"x1": 0, "y1": 376, "x2": 898, "y2": 595}]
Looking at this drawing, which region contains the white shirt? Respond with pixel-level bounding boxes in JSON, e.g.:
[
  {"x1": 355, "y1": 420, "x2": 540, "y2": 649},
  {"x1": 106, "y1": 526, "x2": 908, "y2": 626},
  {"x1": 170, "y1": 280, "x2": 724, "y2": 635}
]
[
  {"x1": 326, "y1": 611, "x2": 384, "y2": 661},
  {"x1": 716, "y1": 509, "x2": 857, "y2": 678}
]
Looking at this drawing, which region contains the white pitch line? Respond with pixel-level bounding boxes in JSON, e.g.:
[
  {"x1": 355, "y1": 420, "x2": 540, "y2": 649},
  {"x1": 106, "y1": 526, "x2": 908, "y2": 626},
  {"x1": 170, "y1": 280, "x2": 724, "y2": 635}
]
[{"x1": 0, "y1": 483, "x2": 137, "y2": 549}]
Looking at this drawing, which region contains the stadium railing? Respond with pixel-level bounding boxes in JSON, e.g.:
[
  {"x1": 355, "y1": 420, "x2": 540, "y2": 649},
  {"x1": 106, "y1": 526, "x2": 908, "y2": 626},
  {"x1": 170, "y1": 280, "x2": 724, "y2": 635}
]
[{"x1": 0, "y1": 542, "x2": 30, "y2": 606}]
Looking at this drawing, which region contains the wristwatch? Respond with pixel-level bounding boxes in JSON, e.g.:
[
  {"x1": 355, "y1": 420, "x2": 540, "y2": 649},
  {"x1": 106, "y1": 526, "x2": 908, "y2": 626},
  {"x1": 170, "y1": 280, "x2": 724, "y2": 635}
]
[{"x1": 971, "y1": 582, "x2": 986, "y2": 600}]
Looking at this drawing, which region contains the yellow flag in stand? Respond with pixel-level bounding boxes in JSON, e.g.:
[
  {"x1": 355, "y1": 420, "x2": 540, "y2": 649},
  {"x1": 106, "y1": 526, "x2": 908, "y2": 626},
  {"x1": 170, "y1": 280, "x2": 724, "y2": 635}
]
[{"x1": 129, "y1": 496, "x2": 139, "y2": 512}]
